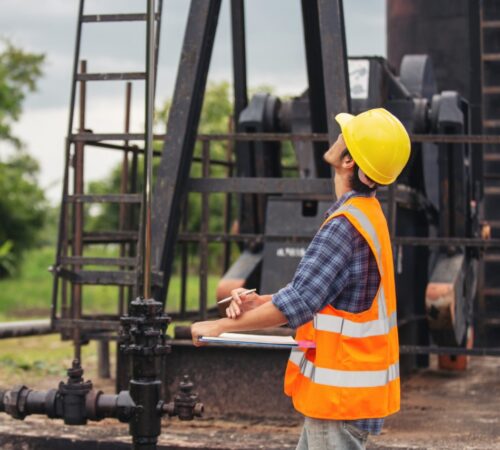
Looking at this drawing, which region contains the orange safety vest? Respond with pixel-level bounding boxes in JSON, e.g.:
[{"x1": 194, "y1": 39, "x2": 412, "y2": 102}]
[{"x1": 284, "y1": 196, "x2": 400, "y2": 420}]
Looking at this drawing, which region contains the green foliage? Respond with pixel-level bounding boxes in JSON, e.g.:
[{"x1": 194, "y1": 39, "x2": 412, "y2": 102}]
[
  {"x1": 0, "y1": 151, "x2": 47, "y2": 277},
  {"x1": 0, "y1": 39, "x2": 47, "y2": 277},
  {"x1": 0, "y1": 39, "x2": 44, "y2": 147},
  {"x1": 0, "y1": 240, "x2": 15, "y2": 274}
]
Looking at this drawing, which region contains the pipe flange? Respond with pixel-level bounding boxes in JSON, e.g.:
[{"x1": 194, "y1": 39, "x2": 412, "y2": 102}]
[{"x1": 4, "y1": 385, "x2": 31, "y2": 420}]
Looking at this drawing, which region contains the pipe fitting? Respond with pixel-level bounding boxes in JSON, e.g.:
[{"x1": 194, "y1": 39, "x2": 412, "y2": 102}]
[{"x1": 162, "y1": 375, "x2": 204, "y2": 421}]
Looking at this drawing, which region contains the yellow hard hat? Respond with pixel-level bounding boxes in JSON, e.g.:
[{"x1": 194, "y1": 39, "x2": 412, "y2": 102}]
[{"x1": 335, "y1": 108, "x2": 411, "y2": 185}]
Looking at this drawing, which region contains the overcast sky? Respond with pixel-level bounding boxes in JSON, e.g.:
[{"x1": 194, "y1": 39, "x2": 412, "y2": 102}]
[{"x1": 0, "y1": 0, "x2": 385, "y2": 202}]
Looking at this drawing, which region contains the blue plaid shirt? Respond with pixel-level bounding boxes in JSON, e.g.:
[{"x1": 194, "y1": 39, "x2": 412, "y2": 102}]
[{"x1": 272, "y1": 190, "x2": 384, "y2": 434}]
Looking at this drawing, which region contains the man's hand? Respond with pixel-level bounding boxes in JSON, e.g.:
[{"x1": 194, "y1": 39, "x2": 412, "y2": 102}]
[
  {"x1": 226, "y1": 288, "x2": 263, "y2": 319},
  {"x1": 191, "y1": 320, "x2": 222, "y2": 347}
]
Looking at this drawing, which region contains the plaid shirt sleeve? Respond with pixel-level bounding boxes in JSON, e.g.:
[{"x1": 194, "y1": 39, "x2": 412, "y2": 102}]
[{"x1": 271, "y1": 216, "x2": 354, "y2": 328}]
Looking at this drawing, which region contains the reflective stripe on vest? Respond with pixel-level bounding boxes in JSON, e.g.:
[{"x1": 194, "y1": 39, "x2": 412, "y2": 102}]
[
  {"x1": 334, "y1": 203, "x2": 384, "y2": 277},
  {"x1": 314, "y1": 309, "x2": 397, "y2": 338},
  {"x1": 289, "y1": 348, "x2": 400, "y2": 388},
  {"x1": 329, "y1": 203, "x2": 390, "y2": 321}
]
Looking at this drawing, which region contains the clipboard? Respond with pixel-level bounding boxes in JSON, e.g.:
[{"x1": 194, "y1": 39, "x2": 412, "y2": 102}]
[{"x1": 199, "y1": 332, "x2": 316, "y2": 348}]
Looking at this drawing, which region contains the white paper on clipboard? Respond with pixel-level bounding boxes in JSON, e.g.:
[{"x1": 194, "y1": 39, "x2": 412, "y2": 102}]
[{"x1": 199, "y1": 332, "x2": 315, "y2": 348}]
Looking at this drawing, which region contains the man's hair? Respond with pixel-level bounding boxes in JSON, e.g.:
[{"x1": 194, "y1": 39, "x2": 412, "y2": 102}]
[{"x1": 341, "y1": 149, "x2": 378, "y2": 194}]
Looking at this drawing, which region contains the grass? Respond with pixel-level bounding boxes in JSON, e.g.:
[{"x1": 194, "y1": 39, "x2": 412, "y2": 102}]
[
  {"x1": 0, "y1": 335, "x2": 116, "y2": 391},
  {"x1": 0, "y1": 246, "x2": 221, "y2": 320}
]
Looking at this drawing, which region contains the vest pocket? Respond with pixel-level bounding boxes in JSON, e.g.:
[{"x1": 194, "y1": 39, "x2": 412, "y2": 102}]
[{"x1": 339, "y1": 334, "x2": 388, "y2": 367}]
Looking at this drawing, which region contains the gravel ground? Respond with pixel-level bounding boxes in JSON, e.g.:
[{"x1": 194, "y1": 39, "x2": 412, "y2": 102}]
[{"x1": 0, "y1": 356, "x2": 498, "y2": 449}]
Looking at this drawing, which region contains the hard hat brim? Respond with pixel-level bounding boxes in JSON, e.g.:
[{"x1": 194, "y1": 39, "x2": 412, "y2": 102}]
[{"x1": 335, "y1": 113, "x2": 355, "y2": 129}]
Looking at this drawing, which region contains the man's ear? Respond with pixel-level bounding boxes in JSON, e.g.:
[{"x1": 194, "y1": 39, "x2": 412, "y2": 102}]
[{"x1": 342, "y1": 153, "x2": 355, "y2": 169}]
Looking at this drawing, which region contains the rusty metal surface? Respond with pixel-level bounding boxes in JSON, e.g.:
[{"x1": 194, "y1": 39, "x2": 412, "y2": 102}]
[
  {"x1": 199, "y1": 141, "x2": 210, "y2": 320},
  {"x1": 70, "y1": 131, "x2": 500, "y2": 144},
  {"x1": 66, "y1": 194, "x2": 142, "y2": 203},
  {"x1": 57, "y1": 269, "x2": 163, "y2": 287},
  {"x1": 165, "y1": 342, "x2": 296, "y2": 419},
  {"x1": 81, "y1": 13, "x2": 161, "y2": 23},
  {"x1": 75, "y1": 72, "x2": 146, "y2": 81}
]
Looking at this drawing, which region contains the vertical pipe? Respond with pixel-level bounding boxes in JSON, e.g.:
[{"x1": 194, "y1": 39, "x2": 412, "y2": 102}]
[
  {"x1": 180, "y1": 200, "x2": 189, "y2": 318},
  {"x1": 142, "y1": 0, "x2": 156, "y2": 299},
  {"x1": 153, "y1": 0, "x2": 163, "y2": 95},
  {"x1": 51, "y1": 0, "x2": 85, "y2": 328},
  {"x1": 72, "y1": 59, "x2": 87, "y2": 361},
  {"x1": 223, "y1": 117, "x2": 234, "y2": 273},
  {"x1": 97, "y1": 340, "x2": 111, "y2": 379},
  {"x1": 119, "y1": 82, "x2": 133, "y2": 316},
  {"x1": 200, "y1": 140, "x2": 210, "y2": 320},
  {"x1": 61, "y1": 213, "x2": 69, "y2": 328},
  {"x1": 130, "y1": 146, "x2": 140, "y2": 300}
]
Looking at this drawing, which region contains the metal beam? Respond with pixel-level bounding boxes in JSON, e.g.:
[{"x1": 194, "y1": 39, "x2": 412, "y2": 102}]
[
  {"x1": 230, "y1": 0, "x2": 248, "y2": 123},
  {"x1": 301, "y1": 0, "x2": 330, "y2": 178},
  {"x1": 151, "y1": 0, "x2": 222, "y2": 303},
  {"x1": 188, "y1": 177, "x2": 333, "y2": 194},
  {"x1": 317, "y1": 0, "x2": 350, "y2": 143},
  {"x1": 70, "y1": 132, "x2": 500, "y2": 145}
]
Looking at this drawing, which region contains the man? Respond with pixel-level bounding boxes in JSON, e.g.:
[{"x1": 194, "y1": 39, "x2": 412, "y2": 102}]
[{"x1": 191, "y1": 108, "x2": 411, "y2": 450}]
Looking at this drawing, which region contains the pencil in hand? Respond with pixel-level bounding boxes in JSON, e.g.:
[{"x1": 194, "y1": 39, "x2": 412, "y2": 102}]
[{"x1": 217, "y1": 288, "x2": 257, "y2": 305}]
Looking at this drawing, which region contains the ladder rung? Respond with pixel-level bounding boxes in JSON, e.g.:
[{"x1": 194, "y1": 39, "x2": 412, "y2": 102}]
[
  {"x1": 60, "y1": 256, "x2": 137, "y2": 266},
  {"x1": 66, "y1": 194, "x2": 142, "y2": 203},
  {"x1": 478, "y1": 317, "x2": 500, "y2": 327},
  {"x1": 71, "y1": 133, "x2": 148, "y2": 142},
  {"x1": 483, "y1": 86, "x2": 500, "y2": 94},
  {"x1": 76, "y1": 72, "x2": 146, "y2": 81},
  {"x1": 484, "y1": 253, "x2": 500, "y2": 262},
  {"x1": 482, "y1": 20, "x2": 500, "y2": 29},
  {"x1": 481, "y1": 287, "x2": 500, "y2": 296},
  {"x1": 57, "y1": 268, "x2": 163, "y2": 287},
  {"x1": 485, "y1": 186, "x2": 500, "y2": 195},
  {"x1": 58, "y1": 268, "x2": 136, "y2": 285},
  {"x1": 484, "y1": 153, "x2": 500, "y2": 161},
  {"x1": 482, "y1": 53, "x2": 500, "y2": 62},
  {"x1": 55, "y1": 318, "x2": 120, "y2": 331},
  {"x1": 81, "y1": 13, "x2": 160, "y2": 23},
  {"x1": 483, "y1": 119, "x2": 500, "y2": 128},
  {"x1": 70, "y1": 231, "x2": 138, "y2": 244}
]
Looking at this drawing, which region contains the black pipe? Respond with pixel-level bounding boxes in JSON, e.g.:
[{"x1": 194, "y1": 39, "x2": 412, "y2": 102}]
[{"x1": 0, "y1": 320, "x2": 52, "y2": 339}]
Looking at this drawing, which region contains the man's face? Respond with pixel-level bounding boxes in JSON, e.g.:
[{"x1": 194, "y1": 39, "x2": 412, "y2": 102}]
[{"x1": 323, "y1": 134, "x2": 347, "y2": 168}]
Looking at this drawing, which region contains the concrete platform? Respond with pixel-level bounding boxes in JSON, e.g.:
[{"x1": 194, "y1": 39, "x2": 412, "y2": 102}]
[{"x1": 0, "y1": 356, "x2": 498, "y2": 449}]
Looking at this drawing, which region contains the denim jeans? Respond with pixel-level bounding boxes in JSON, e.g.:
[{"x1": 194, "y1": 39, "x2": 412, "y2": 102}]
[{"x1": 295, "y1": 417, "x2": 369, "y2": 450}]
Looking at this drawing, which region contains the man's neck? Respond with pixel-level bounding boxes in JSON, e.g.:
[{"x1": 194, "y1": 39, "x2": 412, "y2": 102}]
[{"x1": 334, "y1": 171, "x2": 352, "y2": 199}]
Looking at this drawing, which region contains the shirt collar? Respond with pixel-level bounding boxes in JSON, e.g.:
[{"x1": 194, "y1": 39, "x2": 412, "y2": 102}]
[{"x1": 324, "y1": 190, "x2": 375, "y2": 218}]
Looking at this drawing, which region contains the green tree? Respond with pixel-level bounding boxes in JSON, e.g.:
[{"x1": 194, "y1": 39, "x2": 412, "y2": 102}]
[
  {"x1": 0, "y1": 151, "x2": 47, "y2": 276},
  {"x1": 0, "y1": 39, "x2": 44, "y2": 147},
  {"x1": 0, "y1": 40, "x2": 46, "y2": 276}
]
